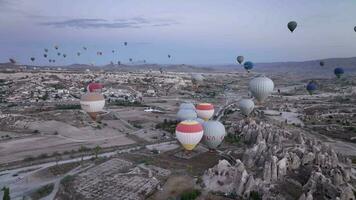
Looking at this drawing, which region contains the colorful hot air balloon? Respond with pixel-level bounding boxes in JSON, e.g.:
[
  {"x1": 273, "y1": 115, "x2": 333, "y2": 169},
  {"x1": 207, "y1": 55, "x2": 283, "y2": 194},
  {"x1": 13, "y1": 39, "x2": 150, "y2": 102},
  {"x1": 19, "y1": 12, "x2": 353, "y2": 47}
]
[
  {"x1": 179, "y1": 103, "x2": 196, "y2": 110},
  {"x1": 306, "y1": 81, "x2": 317, "y2": 95},
  {"x1": 288, "y1": 21, "x2": 297, "y2": 33},
  {"x1": 243, "y1": 61, "x2": 254, "y2": 72},
  {"x1": 249, "y1": 76, "x2": 274, "y2": 103},
  {"x1": 87, "y1": 83, "x2": 103, "y2": 93},
  {"x1": 334, "y1": 68, "x2": 344, "y2": 79},
  {"x1": 175, "y1": 120, "x2": 204, "y2": 151},
  {"x1": 196, "y1": 103, "x2": 214, "y2": 121},
  {"x1": 30, "y1": 57, "x2": 35, "y2": 62},
  {"x1": 202, "y1": 121, "x2": 226, "y2": 150},
  {"x1": 80, "y1": 93, "x2": 105, "y2": 121},
  {"x1": 237, "y1": 56, "x2": 244, "y2": 64},
  {"x1": 238, "y1": 99, "x2": 255, "y2": 116},
  {"x1": 177, "y1": 109, "x2": 197, "y2": 121}
]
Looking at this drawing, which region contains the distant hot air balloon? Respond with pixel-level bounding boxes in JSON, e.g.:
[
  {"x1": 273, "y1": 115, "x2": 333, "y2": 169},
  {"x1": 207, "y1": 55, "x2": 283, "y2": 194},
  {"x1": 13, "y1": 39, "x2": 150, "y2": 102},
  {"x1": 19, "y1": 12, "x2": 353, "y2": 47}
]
[
  {"x1": 53, "y1": 59, "x2": 56, "y2": 63},
  {"x1": 177, "y1": 109, "x2": 197, "y2": 121},
  {"x1": 49, "y1": 59, "x2": 52, "y2": 63},
  {"x1": 77, "y1": 52, "x2": 81, "y2": 56},
  {"x1": 202, "y1": 121, "x2": 226, "y2": 150},
  {"x1": 288, "y1": 21, "x2": 297, "y2": 33},
  {"x1": 54, "y1": 45, "x2": 59, "y2": 50},
  {"x1": 243, "y1": 61, "x2": 254, "y2": 72},
  {"x1": 63, "y1": 54, "x2": 67, "y2": 58},
  {"x1": 168, "y1": 54, "x2": 171, "y2": 59},
  {"x1": 118, "y1": 61, "x2": 121, "y2": 65},
  {"x1": 320, "y1": 61, "x2": 324, "y2": 66},
  {"x1": 44, "y1": 48, "x2": 48, "y2": 53},
  {"x1": 249, "y1": 76, "x2": 274, "y2": 103},
  {"x1": 196, "y1": 103, "x2": 214, "y2": 121},
  {"x1": 87, "y1": 82, "x2": 103, "y2": 93},
  {"x1": 9, "y1": 58, "x2": 16, "y2": 64},
  {"x1": 334, "y1": 67, "x2": 344, "y2": 79},
  {"x1": 191, "y1": 74, "x2": 204, "y2": 85},
  {"x1": 124, "y1": 42, "x2": 128, "y2": 46},
  {"x1": 112, "y1": 50, "x2": 115, "y2": 53},
  {"x1": 238, "y1": 99, "x2": 255, "y2": 116},
  {"x1": 44, "y1": 54, "x2": 48, "y2": 58},
  {"x1": 57, "y1": 52, "x2": 61, "y2": 56},
  {"x1": 354, "y1": 26, "x2": 356, "y2": 32},
  {"x1": 237, "y1": 56, "x2": 244, "y2": 64},
  {"x1": 179, "y1": 103, "x2": 196, "y2": 110},
  {"x1": 306, "y1": 81, "x2": 317, "y2": 95},
  {"x1": 80, "y1": 93, "x2": 105, "y2": 121},
  {"x1": 30, "y1": 57, "x2": 35, "y2": 62},
  {"x1": 175, "y1": 120, "x2": 204, "y2": 151},
  {"x1": 129, "y1": 58, "x2": 133, "y2": 62}
]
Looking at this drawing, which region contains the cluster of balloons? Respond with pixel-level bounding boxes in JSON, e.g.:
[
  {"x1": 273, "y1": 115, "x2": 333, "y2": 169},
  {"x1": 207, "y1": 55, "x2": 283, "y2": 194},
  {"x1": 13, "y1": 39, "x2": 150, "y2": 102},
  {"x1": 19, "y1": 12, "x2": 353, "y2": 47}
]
[
  {"x1": 236, "y1": 55, "x2": 254, "y2": 72},
  {"x1": 80, "y1": 82, "x2": 105, "y2": 121},
  {"x1": 175, "y1": 102, "x2": 226, "y2": 151}
]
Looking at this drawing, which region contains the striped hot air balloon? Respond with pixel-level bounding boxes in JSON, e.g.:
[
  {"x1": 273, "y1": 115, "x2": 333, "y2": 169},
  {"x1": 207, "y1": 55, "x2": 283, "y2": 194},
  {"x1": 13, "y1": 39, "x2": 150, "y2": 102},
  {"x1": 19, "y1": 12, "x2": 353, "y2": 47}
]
[
  {"x1": 249, "y1": 76, "x2": 274, "y2": 103},
  {"x1": 176, "y1": 120, "x2": 204, "y2": 151},
  {"x1": 80, "y1": 93, "x2": 105, "y2": 120},
  {"x1": 196, "y1": 103, "x2": 214, "y2": 121}
]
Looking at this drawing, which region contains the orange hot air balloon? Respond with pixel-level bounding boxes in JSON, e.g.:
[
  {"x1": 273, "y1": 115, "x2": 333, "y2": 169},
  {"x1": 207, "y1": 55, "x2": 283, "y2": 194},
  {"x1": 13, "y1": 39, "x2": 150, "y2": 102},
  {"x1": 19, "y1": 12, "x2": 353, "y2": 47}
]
[
  {"x1": 175, "y1": 120, "x2": 204, "y2": 151},
  {"x1": 196, "y1": 103, "x2": 214, "y2": 121}
]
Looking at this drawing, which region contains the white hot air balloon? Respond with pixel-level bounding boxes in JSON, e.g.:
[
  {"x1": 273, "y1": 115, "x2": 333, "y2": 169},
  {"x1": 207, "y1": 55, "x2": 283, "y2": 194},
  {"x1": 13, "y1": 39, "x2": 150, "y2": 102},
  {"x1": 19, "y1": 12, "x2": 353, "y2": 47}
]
[
  {"x1": 196, "y1": 103, "x2": 214, "y2": 121},
  {"x1": 249, "y1": 76, "x2": 274, "y2": 103},
  {"x1": 202, "y1": 121, "x2": 226, "y2": 150},
  {"x1": 239, "y1": 99, "x2": 255, "y2": 116},
  {"x1": 80, "y1": 93, "x2": 105, "y2": 120},
  {"x1": 177, "y1": 109, "x2": 197, "y2": 121},
  {"x1": 176, "y1": 120, "x2": 204, "y2": 151},
  {"x1": 179, "y1": 103, "x2": 196, "y2": 110}
]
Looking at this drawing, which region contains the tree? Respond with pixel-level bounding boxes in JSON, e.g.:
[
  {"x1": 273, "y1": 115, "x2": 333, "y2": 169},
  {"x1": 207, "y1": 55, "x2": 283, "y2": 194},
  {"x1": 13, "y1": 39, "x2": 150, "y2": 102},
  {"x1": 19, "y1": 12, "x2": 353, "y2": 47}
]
[
  {"x1": 2, "y1": 187, "x2": 10, "y2": 200},
  {"x1": 79, "y1": 145, "x2": 87, "y2": 165},
  {"x1": 93, "y1": 145, "x2": 102, "y2": 159}
]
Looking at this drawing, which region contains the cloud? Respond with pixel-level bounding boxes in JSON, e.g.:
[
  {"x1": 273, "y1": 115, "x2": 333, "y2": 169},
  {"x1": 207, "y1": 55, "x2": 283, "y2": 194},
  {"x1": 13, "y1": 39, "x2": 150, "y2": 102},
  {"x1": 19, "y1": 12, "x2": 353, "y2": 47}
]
[{"x1": 39, "y1": 17, "x2": 178, "y2": 29}]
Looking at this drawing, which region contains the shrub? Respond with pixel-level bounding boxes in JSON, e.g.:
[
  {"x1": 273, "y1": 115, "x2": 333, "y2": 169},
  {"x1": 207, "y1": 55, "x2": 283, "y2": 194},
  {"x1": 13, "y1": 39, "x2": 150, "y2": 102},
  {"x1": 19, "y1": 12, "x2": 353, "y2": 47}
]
[{"x1": 180, "y1": 189, "x2": 201, "y2": 200}]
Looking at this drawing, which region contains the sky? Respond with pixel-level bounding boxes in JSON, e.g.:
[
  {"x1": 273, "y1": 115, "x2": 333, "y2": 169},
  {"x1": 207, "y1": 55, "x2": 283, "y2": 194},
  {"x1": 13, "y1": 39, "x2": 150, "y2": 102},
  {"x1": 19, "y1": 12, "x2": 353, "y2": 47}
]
[{"x1": 1, "y1": 0, "x2": 356, "y2": 65}]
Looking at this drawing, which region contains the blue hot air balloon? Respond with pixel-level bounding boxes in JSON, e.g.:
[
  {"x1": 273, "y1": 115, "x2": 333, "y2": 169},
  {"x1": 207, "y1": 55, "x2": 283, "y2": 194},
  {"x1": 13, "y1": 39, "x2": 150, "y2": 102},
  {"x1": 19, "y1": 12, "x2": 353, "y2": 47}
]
[
  {"x1": 243, "y1": 61, "x2": 254, "y2": 72},
  {"x1": 334, "y1": 68, "x2": 344, "y2": 79},
  {"x1": 306, "y1": 81, "x2": 317, "y2": 95}
]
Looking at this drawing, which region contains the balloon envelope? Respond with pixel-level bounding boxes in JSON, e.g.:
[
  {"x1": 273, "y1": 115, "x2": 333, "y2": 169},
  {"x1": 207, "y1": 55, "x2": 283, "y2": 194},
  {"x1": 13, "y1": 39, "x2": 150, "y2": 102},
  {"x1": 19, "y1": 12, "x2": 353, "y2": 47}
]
[
  {"x1": 239, "y1": 99, "x2": 255, "y2": 116},
  {"x1": 288, "y1": 21, "x2": 297, "y2": 32},
  {"x1": 87, "y1": 83, "x2": 103, "y2": 93},
  {"x1": 319, "y1": 61, "x2": 324, "y2": 66},
  {"x1": 80, "y1": 93, "x2": 105, "y2": 120},
  {"x1": 179, "y1": 103, "x2": 196, "y2": 110},
  {"x1": 334, "y1": 67, "x2": 344, "y2": 78},
  {"x1": 249, "y1": 76, "x2": 274, "y2": 103},
  {"x1": 202, "y1": 121, "x2": 226, "y2": 149},
  {"x1": 237, "y1": 56, "x2": 244, "y2": 64},
  {"x1": 176, "y1": 120, "x2": 203, "y2": 151},
  {"x1": 177, "y1": 109, "x2": 197, "y2": 121},
  {"x1": 196, "y1": 103, "x2": 214, "y2": 121},
  {"x1": 243, "y1": 61, "x2": 254, "y2": 72},
  {"x1": 306, "y1": 81, "x2": 317, "y2": 95}
]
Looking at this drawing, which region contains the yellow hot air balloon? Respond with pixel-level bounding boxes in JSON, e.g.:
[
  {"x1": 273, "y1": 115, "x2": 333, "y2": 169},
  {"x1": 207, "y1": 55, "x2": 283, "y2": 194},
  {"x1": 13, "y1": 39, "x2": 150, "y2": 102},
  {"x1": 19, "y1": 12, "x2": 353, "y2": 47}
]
[
  {"x1": 176, "y1": 120, "x2": 203, "y2": 151},
  {"x1": 196, "y1": 103, "x2": 214, "y2": 121}
]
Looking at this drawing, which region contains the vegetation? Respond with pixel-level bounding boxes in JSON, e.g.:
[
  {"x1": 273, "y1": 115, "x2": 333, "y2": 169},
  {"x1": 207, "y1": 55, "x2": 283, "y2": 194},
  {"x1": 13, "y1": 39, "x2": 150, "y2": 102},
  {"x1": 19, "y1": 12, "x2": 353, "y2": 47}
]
[
  {"x1": 155, "y1": 119, "x2": 177, "y2": 134},
  {"x1": 180, "y1": 189, "x2": 201, "y2": 200},
  {"x1": 93, "y1": 145, "x2": 102, "y2": 159},
  {"x1": 60, "y1": 175, "x2": 74, "y2": 186},
  {"x1": 55, "y1": 104, "x2": 81, "y2": 110},
  {"x1": 1, "y1": 187, "x2": 10, "y2": 200},
  {"x1": 225, "y1": 133, "x2": 241, "y2": 144},
  {"x1": 30, "y1": 183, "x2": 54, "y2": 200},
  {"x1": 108, "y1": 100, "x2": 145, "y2": 107},
  {"x1": 250, "y1": 191, "x2": 262, "y2": 200}
]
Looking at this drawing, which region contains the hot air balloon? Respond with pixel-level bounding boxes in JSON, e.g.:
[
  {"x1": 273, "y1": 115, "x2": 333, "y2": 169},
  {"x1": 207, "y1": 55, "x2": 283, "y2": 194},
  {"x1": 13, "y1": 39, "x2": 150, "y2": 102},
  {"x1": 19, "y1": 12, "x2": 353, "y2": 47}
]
[
  {"x1": 80, "y1": 93, "x2": 105, "y2": 121},
  {"x1": 44, "y1": 48, "x2": 48, "y2": 53},
  {"x1": 77, "y1": 52, "x2": 81, "y2": 56},
  {"x1": 112, "y1": 50, "x2": 115, "y2": 53},
  {"x1": 118, "y1": 61, "x2": 121, "y2": 65},
  {"x1": 44, "y1": 54, "x2": 48, "y2": 58},
  {"x1": 57, "y1": 52, "x2": 61, "y2": 56},
  {"x1": 124, "y1": 42, "x2": 128, "y2": 46},
  {"x1": 334, "y1": 68, "x2": 344, "y2": 79},
  {"x1": 54, "y1": 45, "x2": 59, "y2": 50},
  {"x1": 179, "y1": 103, "x2": 196, "y2": 110},
  {"x1": 30, "y1": 57, "x2": 35, "y2": 62},
  {"x1": 63, "y1": 54, "x2": 67, "y2": 58},
  {"x1": 168, "y1": 54, "x2": 171, "y2": 59},
  {"x1": 177, "y1": 109, "x2": 197, "y2": 121},
  {"x1": 237, "y1": 56, "x2": 244, "y2": 64},
  {"x1": 9, "y1": 58, "x2": 16, "y2": 64},
  {"x1": 354, "y1": 26, "x2": 356, "y2": 32},
  {"x1": 53, "y1": 59, "x2": 56, "y2": 63},
  {"x1": 196, "y1": 103, "x2": 214, "y2": 121},
  {"x1": 249, "y1": 76, "x2": 274, "y2": 103},
  {"x1": 97, "y1": 52, "x2": 102, "y2": 56},
  {"x1": 288, "y1": 21, "x2": 297, "y2": 33},
  {"x1": 243, "y1": 61, "x2": 254, "y2": 72},
  {"x1": 319, "y1": 61, "x2": 324, "y2": 66},
  {"x1": 49, "y1": 59, "x2": 52, "y2": 63},
  {"x1": 306, "y1": 81, "x2": 317, "y2": 95},
  {"x1": 175, "y1": 120, "x2": 204, "y2": 151},
  {"x1": 129, "y1": 58, "x2": 133, "y2": 62},
  {"x1": 191, "y1": 74, "x2": 204, "y2": 85},
  {"x1": 238, "y1": 99, "x2": 255, "y2": 116},
  {"x1": 202, "y1": 121, "x2": 226, "y2": 150},
  {"x1": 87, "y1": 83, "x2": 103, "y2": 93}
]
